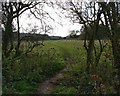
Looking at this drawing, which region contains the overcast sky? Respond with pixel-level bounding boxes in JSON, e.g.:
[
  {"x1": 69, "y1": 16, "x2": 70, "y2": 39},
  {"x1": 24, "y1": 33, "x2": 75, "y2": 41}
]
[{"x1": 18, "y1": 2, "x2": 81, "y2": 37}]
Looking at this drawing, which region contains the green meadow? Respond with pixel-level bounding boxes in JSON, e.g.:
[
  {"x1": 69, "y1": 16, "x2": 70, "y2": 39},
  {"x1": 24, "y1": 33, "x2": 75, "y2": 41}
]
[{"x1": 2, "y1": 40, "x2": 115, "y2": 95}]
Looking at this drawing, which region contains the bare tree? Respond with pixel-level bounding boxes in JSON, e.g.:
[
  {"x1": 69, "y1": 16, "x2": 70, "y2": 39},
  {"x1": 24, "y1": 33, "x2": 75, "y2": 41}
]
[
  {"x1": 2, "y1": 0, "x2": 55, "y2": 58},
  {"x1": 57, "y1": 1, "x2": 107, "y2": 74},
  {"x1": 57, "y1": 1, "x2": 120, "y2": 94},
  {"x1": 2, "y1": 1, "x2": 43, "y2": 57},
  {"x1": 98, "y1": 2, "x2": 120, "y2": 95}
]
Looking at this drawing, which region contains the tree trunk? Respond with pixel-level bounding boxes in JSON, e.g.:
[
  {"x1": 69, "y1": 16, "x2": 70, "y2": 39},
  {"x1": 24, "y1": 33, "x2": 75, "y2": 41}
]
[
  {"x1": 3, "y1": 13, "x2": 13, "y2": 57},
  {"x1": 86, "y1": 39, "x2": 94, "y2": 74},
  {"x1": 15, "y1": 13, "x2": 21, "y2": 56}
]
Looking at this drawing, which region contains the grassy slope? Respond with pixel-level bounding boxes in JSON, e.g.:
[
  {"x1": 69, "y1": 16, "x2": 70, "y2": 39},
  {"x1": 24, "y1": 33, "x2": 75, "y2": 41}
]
[
  {"x1": 2, "y1": 40, "x2": 63, "y2": 94},
  {"x1": 52, "y1": 40, "x2": 115, "y2": 94},
  {"x1": 3, "y1": 40, "x2": 83, "y2": 94},
  {"x1": 2, "y1": 40, "x2": 114, "y2": 95}
]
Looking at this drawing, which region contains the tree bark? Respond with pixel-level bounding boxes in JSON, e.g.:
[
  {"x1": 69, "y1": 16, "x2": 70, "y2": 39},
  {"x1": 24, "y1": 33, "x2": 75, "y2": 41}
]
[
  {"x1": 15, "y1": 12, "x2": 21, "y2": 56},
  {"x1": 3, "y1": 13, "x2": 13, "y2": 57}
]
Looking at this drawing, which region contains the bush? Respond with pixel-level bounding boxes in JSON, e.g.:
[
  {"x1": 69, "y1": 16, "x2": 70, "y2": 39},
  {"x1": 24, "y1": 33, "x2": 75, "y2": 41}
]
[{"x1": 2, "y1": 46, "x2": 65, "y2": 94}]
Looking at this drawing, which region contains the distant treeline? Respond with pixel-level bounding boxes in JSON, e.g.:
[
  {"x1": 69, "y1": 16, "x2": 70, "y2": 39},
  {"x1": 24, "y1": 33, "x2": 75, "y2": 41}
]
[
  {"x1": 65, "y1": 33, "x2": 109, "y2": 40},
  {"x1": 12, "y1": 32, "x2": 64, "y2": 41},
  {"x1": 12, "y1": 30, "x2": 111, "y2": 41}
]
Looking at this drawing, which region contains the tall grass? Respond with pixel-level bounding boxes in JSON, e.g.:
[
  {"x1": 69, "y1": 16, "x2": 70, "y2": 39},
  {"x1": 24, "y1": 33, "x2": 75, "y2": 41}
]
[{"x1": 3, "y1": 40, "x2": 67, "y2": 94}]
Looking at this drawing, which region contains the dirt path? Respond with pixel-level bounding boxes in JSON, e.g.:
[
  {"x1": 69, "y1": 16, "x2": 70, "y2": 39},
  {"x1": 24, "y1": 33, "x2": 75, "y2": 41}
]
[
  {"x1": 37, "y1": 45, "x2": 72, "y2": 95},
  {"x1": 37, "y1": 66, "x2": 68, "y2": 95}
]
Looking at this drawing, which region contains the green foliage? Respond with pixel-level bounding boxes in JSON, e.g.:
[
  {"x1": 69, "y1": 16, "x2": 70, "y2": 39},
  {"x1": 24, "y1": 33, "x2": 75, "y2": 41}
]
[
  {"x1": 51, "y1": 40, "x2": 116, "y2": 95},
  {"x1": 52, "y1": 86, "x2": 78, "y2": 94},
  {"x1": 2, "y1": 41, "x2": 66, "y2": 94},
  {"x1": 2, "y1": 40, "x2": 117, "y2": 95},
  {"x1": 80, "y1": 24, "x2": 108, "y2": 40},
  {"x1": 13, "y1": 80, "x2": 36, "y2": 94}
]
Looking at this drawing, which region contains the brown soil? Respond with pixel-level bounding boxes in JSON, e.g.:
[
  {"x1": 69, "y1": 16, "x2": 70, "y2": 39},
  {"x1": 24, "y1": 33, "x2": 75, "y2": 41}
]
[{"x1": 37, "y1": 67, "x2": 68, "y2": 95}]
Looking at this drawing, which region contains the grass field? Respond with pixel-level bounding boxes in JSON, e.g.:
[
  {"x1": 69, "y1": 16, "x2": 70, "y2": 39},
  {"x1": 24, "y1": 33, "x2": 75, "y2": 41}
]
[{"x1": 2, "y1": 40, "x2": 115, "y2": 95}]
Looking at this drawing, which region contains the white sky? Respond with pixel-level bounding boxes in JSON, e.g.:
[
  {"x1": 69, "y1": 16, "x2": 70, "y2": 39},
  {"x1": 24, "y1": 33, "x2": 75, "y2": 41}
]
[{"x1": 18, "y1": 3, "x2": 81, "y2": 37}]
